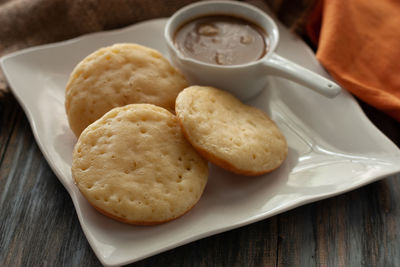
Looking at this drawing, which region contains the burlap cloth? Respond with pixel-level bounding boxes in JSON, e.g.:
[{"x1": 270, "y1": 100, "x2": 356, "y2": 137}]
[{"x1": 0, "y1": 0, "x2": 314, "y2": 97}]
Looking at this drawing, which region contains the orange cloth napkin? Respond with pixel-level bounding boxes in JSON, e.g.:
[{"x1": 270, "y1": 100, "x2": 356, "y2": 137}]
[{"x1": 306, "y1": 0, "x2": 400, "y2": 122}]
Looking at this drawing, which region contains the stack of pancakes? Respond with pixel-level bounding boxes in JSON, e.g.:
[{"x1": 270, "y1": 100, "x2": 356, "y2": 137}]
[{"x1": 66, "y1": 43, "x2": 287, "y2": 225}]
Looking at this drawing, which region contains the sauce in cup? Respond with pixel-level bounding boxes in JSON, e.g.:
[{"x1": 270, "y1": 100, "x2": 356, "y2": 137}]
[
  {"x1": 165, "y1": 1, "x2": 341, "y2": 100},
  {"x1": 174, "y1": 15, "x2": 269, "y2": 65}
]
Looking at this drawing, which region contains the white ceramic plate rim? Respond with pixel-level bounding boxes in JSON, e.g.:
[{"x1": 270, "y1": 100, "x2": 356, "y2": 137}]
[{"x1": 2, "y1": 18, "x2": 400, "y2": 266}]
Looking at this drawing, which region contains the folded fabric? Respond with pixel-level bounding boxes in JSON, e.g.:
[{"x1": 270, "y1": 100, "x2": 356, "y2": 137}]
[{"x1": 306, "y1": 0, "x2": 400, "y2": 121}]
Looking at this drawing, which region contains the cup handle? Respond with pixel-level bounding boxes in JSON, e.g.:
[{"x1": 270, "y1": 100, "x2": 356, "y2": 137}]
[{"x1": 263, "y1": 53, "x2": 341, "y2": 98}]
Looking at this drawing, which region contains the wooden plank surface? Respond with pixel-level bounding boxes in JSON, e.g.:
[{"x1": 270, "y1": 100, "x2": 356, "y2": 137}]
[
  {"x1": 1, "y1": 0, "x2": 399, "y2": 266},
  {"x1": 1, "y1": 91, "x2": 400, "y2": 266}
]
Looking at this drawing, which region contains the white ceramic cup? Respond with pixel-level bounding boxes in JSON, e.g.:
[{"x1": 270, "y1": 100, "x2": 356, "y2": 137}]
[{"x1": 164, "y1": 0, "x2": 341, "y2": 100}]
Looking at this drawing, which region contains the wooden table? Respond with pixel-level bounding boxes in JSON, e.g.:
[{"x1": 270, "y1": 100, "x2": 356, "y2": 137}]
[
  {"x1": 1, "y1": 79, "x2": 400, "y2": 266},
  {"x1": 1, "y1": 0, "x2": 400, "y2": 264}
]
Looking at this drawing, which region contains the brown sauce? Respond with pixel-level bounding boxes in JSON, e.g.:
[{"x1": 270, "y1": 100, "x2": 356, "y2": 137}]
[{"x1": 174, "y1": 15, "x2": 268, "y2": 66}]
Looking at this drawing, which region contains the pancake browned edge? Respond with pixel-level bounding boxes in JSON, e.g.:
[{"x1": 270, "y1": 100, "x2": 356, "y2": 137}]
[
  {"x1": 65, "y1": 43, "x2": 188, "y2": 137},
  {"x1": 175, "y1": 86, "x2": 288, "y2": 176},
  {"x1": 72, "y1": 104, "x2": 209, "y2": 225}
]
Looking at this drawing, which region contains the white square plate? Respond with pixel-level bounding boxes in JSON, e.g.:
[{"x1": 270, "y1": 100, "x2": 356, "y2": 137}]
[{"x1": 2, "y1": 18, "x2": 400, "y2": 266}]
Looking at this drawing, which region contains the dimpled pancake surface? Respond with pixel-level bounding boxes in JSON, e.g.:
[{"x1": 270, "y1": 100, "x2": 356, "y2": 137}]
[
  {"x1": 72, "y1": 104, "x2": 208, "y2": 225},
  {"x1": 175, "y1": 86, "x2": 288, "y2": 176},
  {"x1": 65, "y1": 43, "x2": 188, "y2": 137}
]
